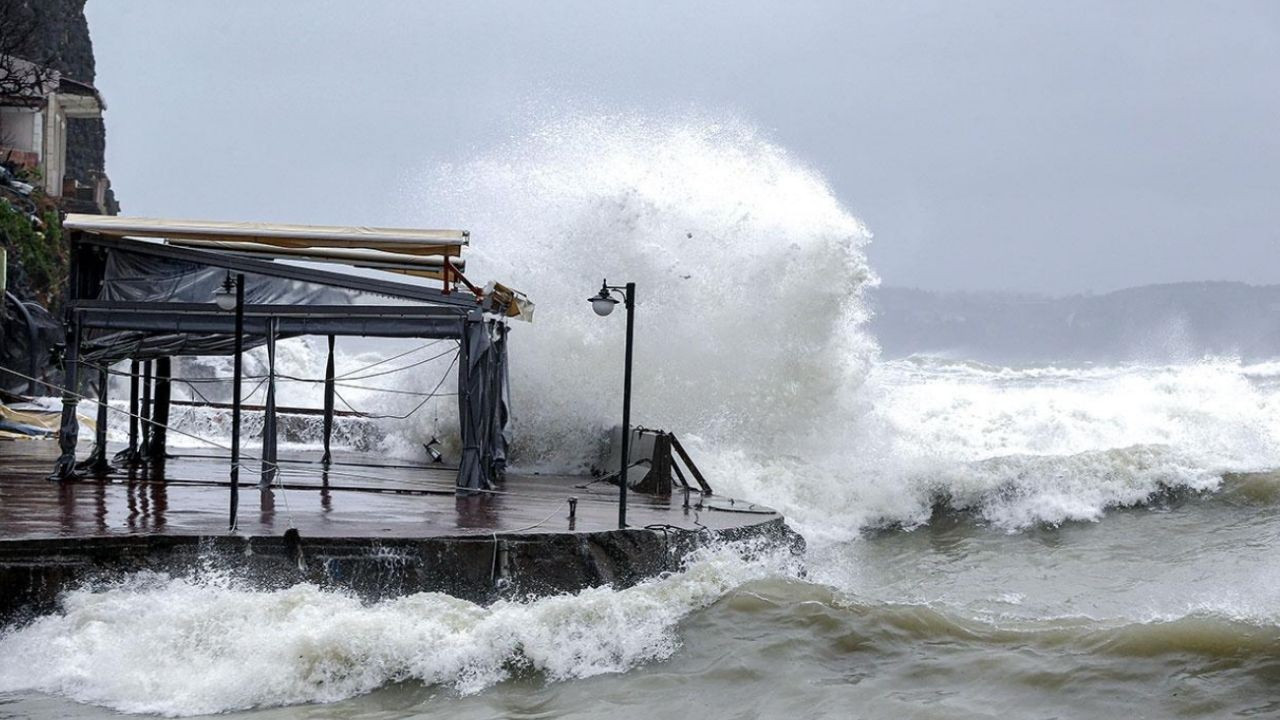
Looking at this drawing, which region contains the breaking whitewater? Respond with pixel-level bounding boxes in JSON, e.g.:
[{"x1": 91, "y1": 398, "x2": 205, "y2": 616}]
[{"x1": 3, "y1": 116, "x2": 1280, "y2": 719}]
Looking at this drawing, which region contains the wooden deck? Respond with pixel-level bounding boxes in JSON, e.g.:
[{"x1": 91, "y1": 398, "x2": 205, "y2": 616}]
[{"x1": 0, "y1": 440, "x2": 779, "y2": 542}]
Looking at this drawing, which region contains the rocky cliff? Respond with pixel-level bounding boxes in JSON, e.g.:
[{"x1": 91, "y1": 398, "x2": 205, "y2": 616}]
[
  {"x1": 11, "y1": 0, "x2": 114, "y2": 198},
  {"x1": 1, "y1": 0, "x2": 117, "y2": 394}
]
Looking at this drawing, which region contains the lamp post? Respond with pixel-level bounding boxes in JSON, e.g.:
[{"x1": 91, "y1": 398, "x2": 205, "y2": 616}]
[
  {"x1": 588, "y1": 279, "x2": 635, "y2": 529},
  {"x1": 216, "y1": 271, "x2": 245, "y2": 530}
]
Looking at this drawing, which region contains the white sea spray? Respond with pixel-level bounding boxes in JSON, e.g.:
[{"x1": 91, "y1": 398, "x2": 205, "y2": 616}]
[{"x1": 0, "y1": 541, "x2": 800, "y2": 716}]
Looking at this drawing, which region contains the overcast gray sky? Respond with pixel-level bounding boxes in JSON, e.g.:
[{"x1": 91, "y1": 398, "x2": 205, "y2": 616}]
[{"x1": 85, "y1": 1, "x2": 1279, "y2": 294}]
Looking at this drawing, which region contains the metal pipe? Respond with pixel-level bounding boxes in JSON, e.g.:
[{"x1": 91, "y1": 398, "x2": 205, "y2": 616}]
[
  {"x1": 259, "y1": 318, "x2": 278, "y2": 490},
  {"x1": 322, "y1": 334, "x2": 335, "y2": 465},
  {"x1": 63, "y1": 214, "x2": 468, "y2": 247},
  {"x1": 79, "y1": 234, "x2": 478, "y2": 308},
  {"x1": 48, "y1": 231, "x2": 82, "y2": 481},
  {"x1": 164, "y1": 238, "x2": 466, "y2": 269},
  {"x1": 84, "y1": 366, "x2": 111, "y2": 473},
  {"x1": 618, "y1": 282, "x2": 635, "y2": 529},
  {"x1": 140, "y1": 360, "x2": 152, "y2": 454},
  {"x1": 150, "y1": 357, "x2": 171, "y2": 461},
  {"x1": 228, "y1": 274, "x2": 244, "y2": 530},
  {"x1": 126, "y1": 359, "x2": 139, "y2": 462}
]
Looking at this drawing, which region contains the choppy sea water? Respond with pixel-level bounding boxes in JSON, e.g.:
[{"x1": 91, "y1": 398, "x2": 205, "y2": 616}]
[
  {"x1": 4, "y1": 357, "x2": 1279, "y2": 719},
  {"x1": 4, "y1": 116, "x2": 1279, "y2": 718}
]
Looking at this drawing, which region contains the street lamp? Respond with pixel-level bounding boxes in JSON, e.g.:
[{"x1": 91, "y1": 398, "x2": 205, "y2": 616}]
[
  {"x1": 213, "y1": 271, "x2": 238, "y2": 311},
  {"x1": 215, "y1": 271, "x2": 246, "y2": 530},
  {"x1": 588, "y1": 279, "x2": 635, "y2": 529}
]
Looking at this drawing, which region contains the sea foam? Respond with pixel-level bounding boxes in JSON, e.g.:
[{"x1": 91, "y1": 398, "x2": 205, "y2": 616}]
[
  {"x1": 0, "y1": 542, "x2": 800, "y2": 716},
  {"x1": 101, "y1": 113, "x2": 1280, "y2": 539}
]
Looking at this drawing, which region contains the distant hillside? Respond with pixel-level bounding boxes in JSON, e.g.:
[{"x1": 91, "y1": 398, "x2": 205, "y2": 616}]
[{"x1": 868, "y1": 282, "x2": 1280, "y2": 364}]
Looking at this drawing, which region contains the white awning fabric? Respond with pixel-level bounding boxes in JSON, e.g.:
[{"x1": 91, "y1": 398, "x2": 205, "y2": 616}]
[{"x1": 63, "y1": 214, "x2": 469, "y2": 254}]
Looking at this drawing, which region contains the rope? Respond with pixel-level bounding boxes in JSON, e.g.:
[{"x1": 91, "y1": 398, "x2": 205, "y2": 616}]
[
  {"x1": 274, "y1": 461, "x2": 296, "y2": 529},
  {"x1": 327, "y1": 345, "x2": 459, "y2": 382},
  {"x1": 1, "y1": 364, "x2": 303, "y2": 521},
  {"x1": 332, "y1": 350, "x2": 460, "y2": 420},
  {"x1": 0, "y1": 365, "x2": 266, "y2": 463},
  {"x1": 330, "y1": 382, "x2": 455, "y2": 398},
  {"x1": 492, "y1": 499, "x2": 572, "y2": 582},
  {"x1": 0, "y1": 366, "x2": 729, "y2": 515},
  {"x1": 334, "y1": 339, "x2": 447, "y2": 380},
  {"x1": 84, "y1": 348, "x2": 458, "y2": 414},
  {"x1": 86, "y1": 341, "x2": 457, "y2": 389}
]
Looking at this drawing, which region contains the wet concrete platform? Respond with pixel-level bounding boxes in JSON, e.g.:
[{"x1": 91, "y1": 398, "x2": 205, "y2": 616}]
[
  {"x1": 0, "y1": 442, "x2": 774, "y2": 541},
  {"x1": 0, "y1": 440, "x2": 797, "y2": 619}
]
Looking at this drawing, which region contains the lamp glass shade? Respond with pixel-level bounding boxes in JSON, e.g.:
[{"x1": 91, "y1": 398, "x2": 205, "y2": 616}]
[
  {"x1": 214, "y1": 288, "x2": 237, "y2": 311},
  {"x1": 591, "y1": 296, "x2": 618, "y2": 316}
]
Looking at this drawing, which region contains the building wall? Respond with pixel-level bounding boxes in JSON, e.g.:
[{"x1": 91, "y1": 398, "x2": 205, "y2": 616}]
[
  {"x1": 14, "y1": 0, "x2": 116, "y2": 211},
  {"x1": 41, "y1": 94, "x2": 65, "y2": 195},
  {"x1": 0, "y1": 107, "x2": 39, "y2": 154}
]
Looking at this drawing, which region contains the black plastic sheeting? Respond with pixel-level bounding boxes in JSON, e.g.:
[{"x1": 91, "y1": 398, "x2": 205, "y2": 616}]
[
  {"x1": 1, "y1": 292, "x2": 62, "y2": 396},
  {"x1": 457, "y1": 317, "x2": 510, "y2": 492},
  {"x1": 99, "y1": 247, "x2": 349, "y2": 305},
  {"x1": 51, "y1": 246, "x2": 512, "y2": 493},
  {"x1": 82, "y1": 248, "x2": 352, "y2": 363}
]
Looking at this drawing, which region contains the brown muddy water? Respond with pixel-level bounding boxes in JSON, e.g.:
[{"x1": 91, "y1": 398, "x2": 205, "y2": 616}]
[
  {"x1": 2, "y1": 474, "x2": 1280, "y2": 720},
  {"x1": 3, "y1": 358, "x2": 1280, "y2": 719}
]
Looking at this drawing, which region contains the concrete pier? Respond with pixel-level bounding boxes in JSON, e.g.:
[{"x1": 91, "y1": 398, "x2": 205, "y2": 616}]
[{"x1": 0, "y1": 441, "x2": 799, "y2": 621}]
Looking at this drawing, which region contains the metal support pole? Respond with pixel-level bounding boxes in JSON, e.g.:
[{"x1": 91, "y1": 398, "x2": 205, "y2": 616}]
[
  {"x1": 49, "y1": 231, "x2": 82, "y2": 481},
  {"x1": 119, "y1": 359, "x2": 139, "y2": 465},
  {"x1": 321, "y1": 334, "x2": 335, "y2": 465},
  {"x1": 228, "y1": 274, "x2": 244, "y2": 530},
  {"x1": 49, "y1": 317, "x2": 81, "y2": 480},
  {"x1": 139, "y1": 360, "x2": 152, "y2": 455},
  {"x1": 82, "y1": 366, "x2": 112, "y2": 474},
  {"x1": 48, "y1": 235, "x2": 86, "y2": 479},
  {"x1": 617, "y1": 282, "x2": 635, "y2": 529},
  {"x1": 260, "y1": 318, "x2": 278, "y2": 490},
  {"x1": 149, "y1": 357, "x2": 171, "y2": 462}
]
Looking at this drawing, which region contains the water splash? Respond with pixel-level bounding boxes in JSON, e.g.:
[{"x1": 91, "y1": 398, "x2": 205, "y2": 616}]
[
  {"x1": 0, "y1": 542, "x2": 800, "y2": 716},
  {"x1": 98, "y1": 113, "x2": 1280, "y2": 538},
  {"x1": 403, "y1": 112, "x2": 877, "y2": 469}
]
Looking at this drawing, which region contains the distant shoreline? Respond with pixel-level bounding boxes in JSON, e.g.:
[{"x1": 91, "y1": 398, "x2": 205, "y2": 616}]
[{"x1": 869, "y1": 281, "x2": 1280, "y2": 364}]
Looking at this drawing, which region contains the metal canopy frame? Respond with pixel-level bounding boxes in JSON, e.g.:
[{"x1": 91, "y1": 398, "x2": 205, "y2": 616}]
[
  {"x1": 77, "y1": 302, "x2": 467, "y2": 340},
  {"x1": 80, "y1": 234, "x2": 479, "y2": 308},
  {"x1": 62, "y1": 214, "x2": 470, "y2": 247},
  {"x1": 50, "y1": 222, "x2": 511, "y2": 508}
]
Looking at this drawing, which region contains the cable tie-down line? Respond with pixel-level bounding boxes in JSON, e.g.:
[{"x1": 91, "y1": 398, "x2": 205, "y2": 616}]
[
  {"x1": 83, "y1": 340, "x2": 457, "y2": 386},
  {"x1": 82, "y1": 348, "x2": 461, "y2": 419},
  {"x1": 334, "y1": 350, "x2": 460, "y2": 420},
  {"x1": 0, "y1": 365, "x2": 736, "y2": 518}
]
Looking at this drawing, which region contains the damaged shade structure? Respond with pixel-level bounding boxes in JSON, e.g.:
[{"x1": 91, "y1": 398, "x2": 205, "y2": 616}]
[{"x1": 49, "y1": 214, "x2": 526, "y2": 500}]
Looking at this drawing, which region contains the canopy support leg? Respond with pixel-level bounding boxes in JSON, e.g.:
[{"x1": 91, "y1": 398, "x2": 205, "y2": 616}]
[
  {"x1": 321, "y1": 334, "x2": 335, "y2": 465},
  {"x1": 115, "y1": 360, "x2": 141, "y2": 466},
  {"x1": 48, "y1": 316, "x2": 82, "y2": 481},
  {"x1": 139, "y1": 360, "x2": 152, "y2": 460},
  {"x1": 229, "y1": 274, "x2": 244, "y2": 530},
  {"x1": 260, "y1": 318, "x2": 279, "y2": 490},
  {"x1": 147, "y1": 357, "x2": 171, "y2": 463},
  {"x1": 49, "y1": 232, "x2": 83, "y2": 482},
  {"x1": 80, "y1": 366, "x2": 113, "y2": 475}
]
